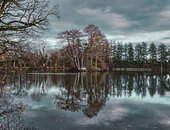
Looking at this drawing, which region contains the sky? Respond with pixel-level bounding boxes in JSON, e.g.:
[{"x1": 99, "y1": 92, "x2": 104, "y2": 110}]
[{"x1": 45, "y1": 0, "x2": 170, "y2": 46}]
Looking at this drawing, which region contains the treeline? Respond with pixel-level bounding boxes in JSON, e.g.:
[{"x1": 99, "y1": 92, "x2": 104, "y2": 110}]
[
  {"x1": 0, "y1": 24, "x2": 170, "y2": 71},
  {"x1": 110, "y1": 42, "x2": 170, "y2": 68}
]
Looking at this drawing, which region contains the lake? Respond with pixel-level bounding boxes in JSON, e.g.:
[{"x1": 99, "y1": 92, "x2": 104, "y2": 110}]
[{"x1": 0, "y1": 72, "x2": 170, "y2": 130}]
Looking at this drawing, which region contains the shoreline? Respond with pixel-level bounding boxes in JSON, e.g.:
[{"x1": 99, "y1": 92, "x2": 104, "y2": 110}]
[{"x1": 0, "y1": 67, "x2": 169, "y2": 74}]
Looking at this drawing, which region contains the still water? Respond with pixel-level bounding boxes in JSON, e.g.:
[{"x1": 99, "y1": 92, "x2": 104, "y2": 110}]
[{"x1": 0, "y1": 72, "x2": 170, "y2": 130}]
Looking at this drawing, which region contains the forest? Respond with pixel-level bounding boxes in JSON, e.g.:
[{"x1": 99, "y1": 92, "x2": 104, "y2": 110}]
[{"x1": 0, "y1": 24, "x2": 170, "y2": 72}]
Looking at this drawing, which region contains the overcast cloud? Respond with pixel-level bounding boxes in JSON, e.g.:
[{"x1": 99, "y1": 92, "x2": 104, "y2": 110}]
[{"x1": 45, "y1": 0, "x2": 170, "y2": 45}]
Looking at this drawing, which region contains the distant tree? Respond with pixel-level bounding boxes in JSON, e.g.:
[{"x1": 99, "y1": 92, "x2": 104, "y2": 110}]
[
  {"x1": 115, "y1": 42, "x2": 123, "y2": 63},
  {"x1": 38, "y1": 44, "x2": 49, "y2": 67},
  {"x1": 148, "y1": 42, "x2": 157, "y2": 63},
  {"x1": 157, "y1": 43, "x2": 168, "y2": 72},
  {"x1": 127, "y1": 43, "x2": 134, "y2": 63},
  {"x1": 123, "y1": 43, "x2": 128, "y2": 62},
  {"x1": 168, "y1": 47, "x2": 170, "y2": 63},
  {"x1": 101, "y1": 40, "x2": 110, "y2": 63},
  {"x1": 157, "y1": 43, "x2": 168, "y2": 63},
  {"x1": 135, "y1": 43, "x2": 142, "y2": 63},
  {"x1": 14, "y1": 43, "x2": 33, "y2": 67},
  {"x1": 141, "y1": 42, "x2": 148, "y2": 63},
  {"x1": 50, "y1": 51, "x2": 60, "y2": 68},
  {"x1": 58, "y1": 29, "x2": 84, "y2": 70},
  {"x1": 110, "y1": 41, "x2": 117, "y2": 62}
]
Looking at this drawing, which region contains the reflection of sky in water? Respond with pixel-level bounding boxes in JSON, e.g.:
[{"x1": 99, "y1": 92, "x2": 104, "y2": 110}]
[
  {"x1": 110, "y1": 91, "x2": 170, "y2": 105},
  {"x1": 74, "y1": 103, "x2": 129, "y2": 125},
  {"x1": 23, "y1": 94, "x2": 170, "y2": 129},
  {"x1": 3, "y1": 72, "x2": 170, "y2": 129}
]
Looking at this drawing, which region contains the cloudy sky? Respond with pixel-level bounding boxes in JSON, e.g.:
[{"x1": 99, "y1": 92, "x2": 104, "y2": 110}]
[{"x1": 45, "y1": 0, "x2": 170, "y2": 46}]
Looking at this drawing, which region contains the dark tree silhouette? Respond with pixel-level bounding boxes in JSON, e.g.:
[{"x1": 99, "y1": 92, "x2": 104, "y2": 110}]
[{"x1": 0, "y1": 0, "x2": 59, "y2": 55}]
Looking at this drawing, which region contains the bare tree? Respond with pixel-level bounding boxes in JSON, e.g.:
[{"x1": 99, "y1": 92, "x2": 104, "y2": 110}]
[
  {"x1": 0, "y1": 0, "x2": 59, "y2": 55},
  {"x1": 84, "y1": 24, "x2": 108, "y2": 70},
  {"x1": 58, "y1": 29, "x2": 85, "y2": 70}
]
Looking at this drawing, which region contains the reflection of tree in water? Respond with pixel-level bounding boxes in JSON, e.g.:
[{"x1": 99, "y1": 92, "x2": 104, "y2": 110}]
[
  {"x1": 55, "y1": 73, "x2": 110, "y2": 118},
  {"x1": 83, "y1": 73, "x2": 110, "y2": 118},
  {"x1": 0, "y1": 72, "x2": 63, "y2": 129},
  {"x1": 148, "y1": 75, "x2": 157, "y2": 97},
  {"x1": 0, "y1": 102, "x2": 37, "y2": 129},
  {"x1": 55, "y1": 73, "x2": 84, "y2": 112},
  {"x1": 158, "y1": 74, "x2": 169, "y2": 96},
  {"x1": 0, "y1": 72, "x2": 36, "y2": 129},
  {"x1": 30, "y1": 74, "x2": 47, "y2": 102},
  {"x1": 1, "y1": 71, "x2": 170, "y2": 122},
  {"x1": 109, "y1": 72, "x2": 170, "y2": 98},
  {"x1": 134, "y1": 73, "x2": 147, "y2": 97},
  {"x1": 54, "y1": 72, "x2": 170, "y2": 118},
  {"x1": 30, "y1": 74, "x2": 60, "y2": 102},
  {"x1": 110, "y1": 72, "x2": 135, "y2": 97},
  {"x1": 51, "y1": 75, "x2": 60, "y2": 86}
]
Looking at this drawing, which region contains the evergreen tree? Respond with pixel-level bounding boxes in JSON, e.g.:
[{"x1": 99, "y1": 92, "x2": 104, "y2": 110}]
[
  {"x1": 127, "y1": 43, "x2": 134, "y2": 63},
  {"x1": 157, "y1": 43, "x2": 167, "y2": 63},
  {"x1": 157, "y1": 43, "x2": 168, "y2": 72},
  {"x1": 148, "y1": 42, "x2": 157, "y2": 63},
  {"x1": 123, "y1": 43, "x2": 128, "y2": 61},
  {"x1": 135, "y1": 43, "x2": 142, "y2": 62},
  {"x1": 168, "y1": 47, "x2": 170, "y2": 63},
  {"x1": 110, "y1": 41, "x2": 117, "y2": 62},
  {"x1": 141, "y1": 42, "x2": 148, "y2": 63},
  {"x1": 116, "y1": 42, "x2": 123, "y2": 63}
]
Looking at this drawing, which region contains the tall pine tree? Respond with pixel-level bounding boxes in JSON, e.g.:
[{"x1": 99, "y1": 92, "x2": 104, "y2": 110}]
[
  {"x1": 157, "y1": 43, "x2": 167, "y2": 63},
  {"x1": 157, "y1": 43, "x2": 168, "y2": 72},
  {"x1": 127, "y1": 43, "x2": 134, "y2": 63},
  {"x1": 116, "y1": 42, "x2": 123, "y2": 63},
  {"x1": 148, "y1": 42, "x2": 157, "y2": 63},
  {"x1": 135, "y1": 43, "x2": 142, "y2": 63},
  {"x1": 123, "y1": 43, "x2": 128, "y2": 62},
  {"x1": 141, "y1": 42, "x2": 148, "y2": 63}
]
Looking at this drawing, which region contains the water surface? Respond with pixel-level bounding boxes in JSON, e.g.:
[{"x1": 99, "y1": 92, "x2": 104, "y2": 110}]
[{"x1": 0, "y1": 72, "x2": 170, "y2": 130}]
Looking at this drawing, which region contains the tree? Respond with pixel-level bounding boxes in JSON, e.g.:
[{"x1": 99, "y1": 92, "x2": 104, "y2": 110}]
[
  {"x1": 84, "y1": 24, "x2": 107, "y2": 69},
  {"x1": 148, "y1": 42, "x2": 157, "y2": 63},
  {"x1": 141, "y1": 42, "x2": 148, "y2": 63},
  {"x1": 127, "y1": 42, "x2": 134, "y2": 63},
  {"x1": 101, "y1": 40, "x2": 110, "y2": 63},
  {"x1": 157, "y1": 43, "x2": 168, "y2": 63},
  {"x1": 168, "y1": 47, "x2": 170, "y2": 63},
  {"x1": 0, "y1": 0, "x2": 20, "y2": 14},
  {"x1": 135, "y1": 43, "x2": 142, "y2": 63},
  {"x1": 0, "y1": 0, "x2": 59, "y2": 55},
  {"x1": 115, "y1": 42, "x2": 123, "y2": 63},
  {"x1": 58, "y1": 29, "x2": 84, "y2": 70},
  {"x1": 123, "y1": 43, "x2": 128, "y2": 62},
  {"x1": 157, "y1": 43, "x2": 168, "y2": 72},
  {"x1": 110, "y1": 41, "x2": 117, "y2": 62}
]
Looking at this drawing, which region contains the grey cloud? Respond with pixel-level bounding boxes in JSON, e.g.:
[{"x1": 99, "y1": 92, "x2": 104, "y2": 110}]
[
  {"x1": 61, "y1": 0, "x2": 170, "y2": 31},
  {"x1": 162, "y1": 37, "x2": 170, "y2": 40},
  {"x1": 45, "y1": 0, "x2": 170, "y2": 43}
]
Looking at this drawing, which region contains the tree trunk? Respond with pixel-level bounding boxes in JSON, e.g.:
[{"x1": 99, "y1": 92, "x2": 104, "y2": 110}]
[
  {"x1": 90, "y1": 56, "x2": 93, "y2": 69},
  {"x1": 13, "y1": 59, "x2": 16, "y2": 68},
  {"x1": 95, "y1": 54, "x2": 98, "y2": 69},
  {"x1": 161, "y1": 61, "x2": 163, "y2": 74}
]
